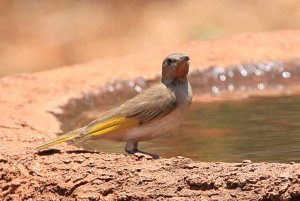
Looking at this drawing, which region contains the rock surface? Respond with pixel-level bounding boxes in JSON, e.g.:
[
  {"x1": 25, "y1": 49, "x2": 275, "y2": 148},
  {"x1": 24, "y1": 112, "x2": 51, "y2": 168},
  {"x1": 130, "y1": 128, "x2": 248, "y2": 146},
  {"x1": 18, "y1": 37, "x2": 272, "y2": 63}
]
[
  {"x1": 2, "y1": 149, "x2": 300, "y2": 201},
  {"x1": 1, "y1": 30, "x2": 300, "y2": 200}
]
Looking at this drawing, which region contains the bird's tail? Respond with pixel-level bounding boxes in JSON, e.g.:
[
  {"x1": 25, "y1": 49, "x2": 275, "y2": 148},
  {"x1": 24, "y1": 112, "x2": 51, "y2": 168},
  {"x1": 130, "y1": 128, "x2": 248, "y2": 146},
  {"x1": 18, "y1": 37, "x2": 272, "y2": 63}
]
[{"x1": 36, "y1": 127, "x2": 85, "y2": 150}]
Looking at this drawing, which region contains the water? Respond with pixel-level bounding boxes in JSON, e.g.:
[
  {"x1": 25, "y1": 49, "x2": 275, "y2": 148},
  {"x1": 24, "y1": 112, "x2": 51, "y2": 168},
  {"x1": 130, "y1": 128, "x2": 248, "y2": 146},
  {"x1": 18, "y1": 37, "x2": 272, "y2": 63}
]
[
  {"x1": 167, "y1": 96, "x2": 300, "y2": 162},
  {"x1": 55, "y1": 59, "x2": 300, "y2": 163}
]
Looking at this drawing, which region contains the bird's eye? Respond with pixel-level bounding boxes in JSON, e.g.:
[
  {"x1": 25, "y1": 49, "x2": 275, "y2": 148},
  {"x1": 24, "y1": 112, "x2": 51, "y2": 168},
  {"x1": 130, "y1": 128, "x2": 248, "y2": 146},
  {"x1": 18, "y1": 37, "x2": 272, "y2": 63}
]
[{"x1": 166, "y1": 58, "x2": 172, "y2": 65}]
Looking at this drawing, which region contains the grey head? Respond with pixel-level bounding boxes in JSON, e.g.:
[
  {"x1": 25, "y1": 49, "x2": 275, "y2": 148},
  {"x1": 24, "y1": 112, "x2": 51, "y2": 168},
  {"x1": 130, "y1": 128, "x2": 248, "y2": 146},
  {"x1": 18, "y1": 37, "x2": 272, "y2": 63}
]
[{"x1": 161, "y1": 53, "x2": 190, "y2": 84}]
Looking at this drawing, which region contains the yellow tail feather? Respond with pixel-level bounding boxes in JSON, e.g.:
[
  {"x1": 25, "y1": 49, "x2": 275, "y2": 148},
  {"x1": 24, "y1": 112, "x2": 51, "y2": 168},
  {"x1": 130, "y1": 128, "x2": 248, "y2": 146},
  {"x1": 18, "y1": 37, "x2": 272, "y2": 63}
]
[{"x1": 36, "y1": 128, "x2": 83, "y2": 150}]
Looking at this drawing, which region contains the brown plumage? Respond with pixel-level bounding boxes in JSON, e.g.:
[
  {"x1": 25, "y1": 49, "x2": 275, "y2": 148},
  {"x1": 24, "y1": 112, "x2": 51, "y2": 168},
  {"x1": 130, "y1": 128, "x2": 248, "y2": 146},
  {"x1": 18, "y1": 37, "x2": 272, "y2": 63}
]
[{"x1": 37, "y1": 53, "x2": 192, "y2": 158}]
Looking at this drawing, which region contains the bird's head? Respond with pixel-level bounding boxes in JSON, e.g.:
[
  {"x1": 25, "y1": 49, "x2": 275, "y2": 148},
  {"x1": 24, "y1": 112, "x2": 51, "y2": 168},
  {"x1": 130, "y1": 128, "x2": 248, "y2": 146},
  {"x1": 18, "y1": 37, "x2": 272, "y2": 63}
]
[{"x1": 161, "y1": 53, "x2": 190, "y2": 84}]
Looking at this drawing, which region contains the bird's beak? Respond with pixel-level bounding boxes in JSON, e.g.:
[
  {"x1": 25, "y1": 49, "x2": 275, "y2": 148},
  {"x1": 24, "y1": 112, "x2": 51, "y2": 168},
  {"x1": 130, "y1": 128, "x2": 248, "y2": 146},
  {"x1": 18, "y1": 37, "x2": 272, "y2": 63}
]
[
  {"x1": 176, "y1": 56, "x2": 190, "y2": 79},
  {"x1": 181, "y1": 55, "x2": 190, "y2": 62}
]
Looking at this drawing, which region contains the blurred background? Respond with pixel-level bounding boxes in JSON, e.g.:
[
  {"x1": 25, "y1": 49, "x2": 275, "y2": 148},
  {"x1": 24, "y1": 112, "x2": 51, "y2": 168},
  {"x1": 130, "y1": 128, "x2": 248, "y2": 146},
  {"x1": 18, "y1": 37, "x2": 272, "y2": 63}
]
[{"x1": 1, "y1": 0, "x2": 300, "y2": 77}]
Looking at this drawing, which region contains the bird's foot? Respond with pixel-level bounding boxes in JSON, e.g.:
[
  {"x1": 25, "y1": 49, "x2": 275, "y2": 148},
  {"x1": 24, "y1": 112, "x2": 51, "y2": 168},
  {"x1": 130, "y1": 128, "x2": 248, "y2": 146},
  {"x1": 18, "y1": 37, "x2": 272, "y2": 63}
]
[
  {"x1": 135, "y1": 150, "x2": 160, "y2": 159},
  {"x1": 125, "y1": 141, "x2": 160, "y2": 159},
  {"x1": 126, "y1": 149, "x2": 160, "y2": 159}
]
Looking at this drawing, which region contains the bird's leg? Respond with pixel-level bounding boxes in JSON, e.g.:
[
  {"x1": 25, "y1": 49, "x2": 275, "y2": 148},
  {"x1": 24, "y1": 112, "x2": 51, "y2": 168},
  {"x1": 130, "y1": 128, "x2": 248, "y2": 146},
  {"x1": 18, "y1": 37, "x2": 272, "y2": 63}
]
[
  {"x1": 125, "y1": 140, "x2": 138, "y2": 154},
  {"x1": 125, "y1": 140, "x2": 160, "y2": 159}
]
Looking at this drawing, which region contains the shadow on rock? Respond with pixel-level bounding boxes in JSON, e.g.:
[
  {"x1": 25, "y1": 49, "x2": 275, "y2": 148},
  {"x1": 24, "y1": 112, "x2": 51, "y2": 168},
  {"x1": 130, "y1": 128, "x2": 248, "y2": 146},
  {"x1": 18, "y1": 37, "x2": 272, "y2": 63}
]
[
  {"x1": 36, "y1": 149, "x2": 61, "y2": 156},
  {"x1": 36, "y1": 148, "x2": 100, "y2": 156},
  {"x1": 66, "y1": 149, "x2": 100, "y2": 154}
]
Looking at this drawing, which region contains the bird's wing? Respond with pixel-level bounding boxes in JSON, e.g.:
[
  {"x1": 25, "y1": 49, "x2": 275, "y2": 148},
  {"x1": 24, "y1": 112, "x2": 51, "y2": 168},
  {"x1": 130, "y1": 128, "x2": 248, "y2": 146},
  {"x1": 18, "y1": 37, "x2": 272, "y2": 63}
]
[
  {"x1": 72, "y1": 84, "x2": 177, "y2": 142},
  {"x1": 120, "y1": 83, "x2": 177, "y2": 124}
]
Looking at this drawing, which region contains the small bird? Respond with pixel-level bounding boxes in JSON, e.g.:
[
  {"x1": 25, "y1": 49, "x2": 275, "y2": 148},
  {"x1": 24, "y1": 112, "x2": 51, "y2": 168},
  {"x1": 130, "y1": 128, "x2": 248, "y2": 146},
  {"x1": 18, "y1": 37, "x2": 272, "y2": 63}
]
[{"x1": 37, "y1": 53, "x2": 192, "y2": 158}]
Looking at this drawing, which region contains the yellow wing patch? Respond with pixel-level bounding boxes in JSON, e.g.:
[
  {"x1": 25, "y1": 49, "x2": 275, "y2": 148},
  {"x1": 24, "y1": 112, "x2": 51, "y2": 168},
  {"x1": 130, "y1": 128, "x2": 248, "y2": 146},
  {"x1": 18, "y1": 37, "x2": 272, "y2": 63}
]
[
  {"x1": 88, "y1": 116, "x2": 140, "y2": 137},
  {"x1": 70, "y1": 116, "x2": 140, "y2": 144}
]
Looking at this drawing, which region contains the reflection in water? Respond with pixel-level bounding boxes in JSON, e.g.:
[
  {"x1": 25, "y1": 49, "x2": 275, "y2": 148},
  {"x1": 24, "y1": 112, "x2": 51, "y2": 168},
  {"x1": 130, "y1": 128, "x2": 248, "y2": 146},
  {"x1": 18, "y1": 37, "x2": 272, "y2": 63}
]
[{"x1": 55, "y1": 59, "x2": 300, "y2": 163}]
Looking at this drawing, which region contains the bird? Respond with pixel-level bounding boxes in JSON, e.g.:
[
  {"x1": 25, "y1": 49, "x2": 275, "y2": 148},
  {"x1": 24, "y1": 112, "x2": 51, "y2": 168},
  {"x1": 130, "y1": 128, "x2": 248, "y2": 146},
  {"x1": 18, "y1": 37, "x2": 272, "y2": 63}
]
[{"x1": 36, "y1": 53, "x2": 193, "y2": 159}]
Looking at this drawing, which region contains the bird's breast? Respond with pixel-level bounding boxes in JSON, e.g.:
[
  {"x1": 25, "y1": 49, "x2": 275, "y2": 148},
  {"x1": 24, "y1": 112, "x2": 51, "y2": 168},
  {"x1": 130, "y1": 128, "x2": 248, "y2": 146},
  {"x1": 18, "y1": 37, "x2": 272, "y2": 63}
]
[
  {"x1": 123, "y1": 107, "x2": 185, "y2": 141},
  {"x1": 173, "y1": 81, "x2": 193, "y2": 107}
]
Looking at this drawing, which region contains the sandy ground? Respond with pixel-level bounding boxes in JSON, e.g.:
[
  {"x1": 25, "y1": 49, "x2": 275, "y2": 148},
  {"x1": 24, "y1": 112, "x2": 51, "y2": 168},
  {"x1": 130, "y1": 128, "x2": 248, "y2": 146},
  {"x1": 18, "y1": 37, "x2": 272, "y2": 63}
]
[{"x1": 1, "y1": 30, "x2": 300, "y2": 200}]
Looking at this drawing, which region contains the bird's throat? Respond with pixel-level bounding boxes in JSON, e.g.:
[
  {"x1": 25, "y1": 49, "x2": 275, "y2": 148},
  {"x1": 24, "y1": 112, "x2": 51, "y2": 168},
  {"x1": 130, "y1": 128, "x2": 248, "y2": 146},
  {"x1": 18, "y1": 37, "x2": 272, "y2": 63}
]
[{"x1": 176, "y1": 62, "x2": 189, "y2": 79}]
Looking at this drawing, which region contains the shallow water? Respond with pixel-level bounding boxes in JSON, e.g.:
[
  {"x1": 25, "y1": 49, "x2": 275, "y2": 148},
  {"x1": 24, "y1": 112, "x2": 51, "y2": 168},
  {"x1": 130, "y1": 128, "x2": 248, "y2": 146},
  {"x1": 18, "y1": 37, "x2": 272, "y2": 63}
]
[
  {"x1": 56, "y1": 59, "x2": 300, "y2": 163},
  {"x1": 155, "y1": 95, "x2": 300, "y2": 162}
]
